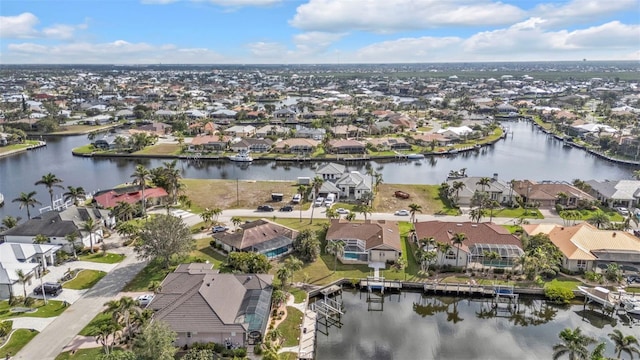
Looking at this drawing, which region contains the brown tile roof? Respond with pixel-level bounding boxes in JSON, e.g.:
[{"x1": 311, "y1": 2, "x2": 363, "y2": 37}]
[
  {"x1": 150, "y1": 264, "x2": 273, "y2": 333},
  {"x1": 512, "y1": 181, "x2": 595, "y2": 201},
  {"x1": 214, "y1": 219, "x2": 298, "y2": 251},
  {"x1": 326, "y1": 219, "x2": 401, "y2": 251},
  {"x1": 413, "y1": 221, "x2": 521, "y2": 252}
]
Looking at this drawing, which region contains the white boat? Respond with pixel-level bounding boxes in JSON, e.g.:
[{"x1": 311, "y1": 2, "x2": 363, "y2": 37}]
[
  {"x1": 578, "y1": 286, "x2": 620, "y2": 310},
  {"x1": 407, "y1": 153, "x2": 425, "y2": 160},
  {"x1": 228, "y1": 150, "x2": 253, "y2": 162},
  {"x1": 620, "y1": 294, "x2": 640, "y2": 316}
]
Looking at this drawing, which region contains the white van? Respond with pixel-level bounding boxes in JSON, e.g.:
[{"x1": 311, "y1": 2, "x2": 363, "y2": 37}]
[
  {"x1": 314, "y1": 196, "x2": 325, "y2": 207},
  {"x1": 324, "y1": 193, "x2": 336, "y2": 207}
]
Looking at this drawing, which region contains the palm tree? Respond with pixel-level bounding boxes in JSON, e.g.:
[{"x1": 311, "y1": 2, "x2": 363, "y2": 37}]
[
  {"x1": 436, "y1": 242, "x2": 452, "y2": 268},
  {"x1": 63, "y1": 186, "x2": 86, "y2": 206},
  {"x1": 1, "y1": 215, "x2": 21, "y2": 231},
  {"x1": 552, "y1": 327, "x2": 596, "y2": 360},
  {"x1": 200, "y1": 208, "x2": 214, "y2": 227},
  {"x1": 346, "y1": 212, "x2": 356, "y2": 221},
  {"x1": 131, "y1": 164, "x2": 151, "y2": 217},
  {"x1": 212, "y1": 208, "x2": 222, "y2": 223},
  {"x1": 354, "y1": 204, "x2": 373, "y2": 221},
  {"x1": 276, "y1": 267, "x2": 292, "y2": 289},
  {"x1": 105, "y1": 297, "x2": 141, "y2": 343},
  {"x1": 325, "y1": 240, "x2": 344, "y2": 273},
  {"x1": 469, "y1": 207, "x2": 484, "y2": 223},
  {"x1": 408, "y1": 203, "x2": 422, "y2": 223},
  {"x1": 112, "y1": 201, "x2": 136, "y2": 222},
  {"x1": 609, "y1": 329, "x2": 640, "y2": 359},
  {"x1": 65, "y1": 231, "x2": 79, "y2": 258},
  {"x1": 35, "y1": 172, "x2": 64, "y2": 209},
  {"x1": 587, "y1": 211, "x2": 610, "y2": 229},
  {"x1": 82, "y1": 217, "x2": 101, "y2": 253},
  {"x1": 34, "y1": 234, "x2": 49, "y2": 244},
  {"x1": 451, "y1": 232, "x2": 467, "y2": 267},
  {"x1": 231, "y1": 216, "x2": 242, "y2": 230},
  {"x1": 325, "y1": 207, "x2": 338, "y2": 220},
  {"x1": 451, "y1": 181, "x2": 466, "y2": 204},
  {"x1": 476, "y1": 177, "x2": 491, "y2": 192},
  {"x1": 309, "y1": 176, "x2": 324, "y2": 224},
  {"x1": 12, "y1": 191, "x2": 41, "y2": 219},
  {"x1": 15, "y1": 269, "x2": 32, "y2": 298}
]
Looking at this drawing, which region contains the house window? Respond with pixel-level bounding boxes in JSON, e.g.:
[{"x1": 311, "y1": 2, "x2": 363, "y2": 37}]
[
  {"x1": 186, "y1": 332, "x2": 192, "y2": 338},
  {"x1": 576, "y1": 260, "x2": 587, "y2": 269},
  {"x1": 445, "y1": 251, "x2": 456, "y2": 260}
]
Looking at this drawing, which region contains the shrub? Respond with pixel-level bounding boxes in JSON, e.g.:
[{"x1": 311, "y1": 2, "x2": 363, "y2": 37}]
[
  {"x1": 209, "y1": 240, "x2": 216, "y2": 247},
  {"x1": 212, "y1": 342, "x2": 225, "y2": 353},
  {"x1": 9, "y1": 296, "x2": 24, "y2": 307},
  {"x1": 545, "y1": 284, "x2": 575, "y2": 304},
  {"x1": 234, "y1": 348, "x2": 247, "y2": 357},
  {"x1": 0, "y1": 320, "x2": 12, "y2": 337},
  {"x1": 23, "y1": 297, "x2": 35, "y2": 307},
  {"x1": 254, "y1": 343, "x2": 263, "y2": 355},
  {"x1": 584, "y1": 271, "x2": 602, "y2": 283}
]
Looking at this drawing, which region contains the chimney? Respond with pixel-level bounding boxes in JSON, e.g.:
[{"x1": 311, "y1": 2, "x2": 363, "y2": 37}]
[{"x1": 493, "y1": 173, "x2": 498, "y2": 181}]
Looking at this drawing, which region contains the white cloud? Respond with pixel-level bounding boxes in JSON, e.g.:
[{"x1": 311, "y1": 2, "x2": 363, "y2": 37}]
[
  {"x1": 0, "y1": 13, "x2": 39, "y2": 38},
  {"x1": 293, "y1": 32, "x2": 345, "y2": 55},
  {"x1": 533, "y1": 0, "x2": 640, "y2": 27},
  {"x1": 0, "y1": 13, "x2": 88, "y2": 40},
  {"x1": 142, "y1": 0, "x2": 281, "y2": 6},
  {"x1": 351, "y1": 36, "x2": 462, "y2": 62},
  {"x1": 5, "y1": 40, "x2": 228, "y2": 64},
  {"x1": 246, "y1": 42, "x2": 287, "y2": 58},
  {"x1": 290, "y1": 0, "x2": 525, "y2": 33}
]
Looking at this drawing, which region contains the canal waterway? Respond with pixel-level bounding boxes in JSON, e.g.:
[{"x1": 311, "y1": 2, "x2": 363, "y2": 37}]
[
  {"x1": 314, "y1": 290, "x2": 632, "y2": 360},
  {"x1": 0, "y1": 120, "x2": 636, "y2": 219}
]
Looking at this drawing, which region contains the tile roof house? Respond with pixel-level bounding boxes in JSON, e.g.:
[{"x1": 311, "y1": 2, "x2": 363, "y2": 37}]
[
  {"x1": 230, "y1": 138, "x2": 273, "y2": 153},
  {"x1": 326, "y1": 219, "x2": 401, "y2": 264},
  {"x1": 315, "y1": 163, "x2": 372, "y2": 201},
  {"x1": 327, "y1": 139, "x2": 365, "y2": 154},
  {"x1": 512, "y1": 180, "x2": 596, "y2": 209},
  {"x1": 212, "y1": 219, "x2": 299, "y2": 259},
  {"x1": 189, "y1": 134, "x2": 231, "y2": 152},
  {"x1": 445, "y1": 174, "x2": 515, "y2": 207},
  {"x1": 0, "y1": 206, "x2": 113, "y2": 252},
  {"x1": 413, "y1": 221, "x2": 524, "y2": 267},
  {"x1": 272, "y1": 138, "x2": 319, "y2": 154},
  {"x1": 523, "y1": 223, "x2": 640, "y2": 272},
  {"x1": 93, "y1": 185, "x2": 168, "y2": 209},
  {"x1": 149, "y1": 263, "x2": 273, "y2": 347},
  {"x1": 585, "y1": 179, "x2": 640, "y2": 209},
  {"x1": 0, "y1": 242, "x2": 61, "y2": 299}
]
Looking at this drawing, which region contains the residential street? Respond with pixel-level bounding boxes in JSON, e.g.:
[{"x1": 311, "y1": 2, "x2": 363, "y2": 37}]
[{"x1": 15, "y1": 247, "x2": 147, "y2": 360}]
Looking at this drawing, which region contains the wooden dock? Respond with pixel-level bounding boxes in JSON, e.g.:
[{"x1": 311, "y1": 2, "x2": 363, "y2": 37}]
[
  {"x1": 359, "y1": 278, "x2": 402, "y2": 293},
  {"x1": 423, "y1": 282, "x2": 495, "y2": 296}
]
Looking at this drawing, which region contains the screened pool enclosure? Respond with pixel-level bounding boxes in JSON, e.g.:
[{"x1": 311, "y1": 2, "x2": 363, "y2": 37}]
[{"x1": 468, "y1": 243, "x2": 524, "y2": 267}]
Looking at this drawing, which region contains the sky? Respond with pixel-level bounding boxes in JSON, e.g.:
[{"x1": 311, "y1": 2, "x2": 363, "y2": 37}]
[{"x1": 0, "y1": 0, "x2": 639, "y2": 64}]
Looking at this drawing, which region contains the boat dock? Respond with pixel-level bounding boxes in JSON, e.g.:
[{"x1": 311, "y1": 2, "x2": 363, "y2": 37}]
[
  {"x1": 27, "y1": 140, "x2": 47, "y2": 150},
  {"x1": 359, "y1": 277, "x2": 402, "y2": 294}
]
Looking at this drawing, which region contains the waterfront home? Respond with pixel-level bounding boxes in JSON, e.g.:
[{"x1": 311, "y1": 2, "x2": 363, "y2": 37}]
[
  {"x1": 523, "y1": 223, "x2": 640, "y2": 272},
  {"x1": 148, "y1": 263, "x2": 273, "y2": 347},
  {"x1": 93, "y1": 185, "x2": 168, "y2": 209},
  {"x1": 295, "y1": 126, "x2": 326, "y2": 140},
  {"x1": 412, "y1": 221, "x2": 524, "y2": 268},
  {"x1": 212, "y1": 219, "x2": 298, "y2": 259},
  {"x1": 189, "y1": 134, "x2": 231, "y2": 152},
  {"x1": 436, "y1": 126, "x2": 474, "y2": 141},
  {"x1": 272, "y1": 138, "x2": 319, "y2": 154},
  {"x1": 366, "y1": 137, "x2": 412, "y2": 151},
  {"x1": 224, "y1": 125, "x2": 256, "y2": 138},
  {"x1": 255, "y1": 124, "x2": 290, "y2": 138},
  {"x1": 0, "y1": 206, "x2": 113, "y2": 252},
  {"x1": 330, "y1": 125, "x2": 363, "y2": 138},
  {"x1": 585, "y1": 179, "x2": 640, "y2": 209},
  {"x1": 326, "y1": 219, "x2": 401, "y2": 264},
  {"x1": 315, "y1": 163, "x2": 372, "y2": 201},
  {"x1": 316, "y1": 163, "x2": 346, "y2": 181},
  {"x1": 135, "y1": 121, "x2": 172, "y2": 136},
  {"x1": 230, "y1": 138, "x2": 273, "y2": 153},
  {"x1": 327, "y1": 139, "x2": 366, "y2": 154},
  {"x1": 410, "y1": 133, "x2": 451, "y2": 147},
  {"x1": 512, "y1": 180, "x2": 595, "y2": 209},
  {"x1": 444, "y1": 174, "x2": 514, "y2": 207},
  {"x1": 0, "y1": 242, "x2": 60, "y2": 299}
]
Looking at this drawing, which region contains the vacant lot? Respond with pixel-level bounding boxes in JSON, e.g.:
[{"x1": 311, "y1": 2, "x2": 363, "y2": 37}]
[
  {"x1": 133, "y1": 143, "x2": 181, "y2": 155},
  {"x1": 374, "y1": 184, "x2": 458, "y2": 215}
]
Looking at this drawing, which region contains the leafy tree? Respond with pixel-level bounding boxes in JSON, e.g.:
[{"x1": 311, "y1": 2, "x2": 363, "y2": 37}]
[
  {"x1": 353, "y1": 204, "x2": 373, "y2": 221},
  {"x1": 12, "y1": 191, "x2": 41, "y2": 219},
  {"x1": 116, "y1": 221, "x2": 141, "y2": 241},
  {"x1": 608, "y1": 329, "x2": 640, "y2": 359},
  {"x1": 552, "y1": 327, "x2": 596, "y2": 360},
  {"x1": 225, "y1": 252, "x2": 271, "y2": 273},
  {"x1": 34, "y1": 233, "x2": 49, "y2": 244},
  {"x1": 63, "y1": 186, "x2": 86, "y2": 206},
  {"x1": 604, "y1": 263, "x2": 623, "y2": 283},
  {"x1": 112, "y1": 201, "x2": 137, "y2": 222},
  {"x1": 134, "y1": 214, "x2": 194, "y2": 269},
  {"x1": 133, "y1": 321, "x2": 177, "y2": 360},
  {"x1": 292, "y1": 229, "x2": 320, "y2": 263},
  {"x1": 325, "y1": 240, "x2": 344, "y2": 273},
  {"x1": 35, "y1": 172, "x2": 64, "y2": 209}
]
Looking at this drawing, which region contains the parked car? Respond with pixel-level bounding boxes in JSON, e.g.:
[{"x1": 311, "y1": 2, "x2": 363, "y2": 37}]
[
  {"x1": 280, "y1": 205, "x2": 294, "y2": 212},
  {"x1": 394, "y1": 209, "x2": 410, "y2": 216},
  {"x1": 292, "y1": 194, "x2": 302, "y2": 204},
  {"x1": 257, "y1": 205, "x2": 274, "y2": 212},
  {"x1": 336, "y1": 208, "x2": 350, "y2": 214},
  {"x1": 617, "y1": 207, "x2": 629, "y2": 216},
  {"x1": 394, "y1": 191, "x2": 410, "y2": 199},
  {"x1": 137, "y1": 294, "x2": 154, "y2": 307},
  {"x1": 212, "y1": 225, "x2": 228, "y2": 233},
  {"x1": 314, "y1": 197, "x2": 325, "y2": 207},
  {"x1": 33, "y1": 282, "x2": 63, "y2": 296}
]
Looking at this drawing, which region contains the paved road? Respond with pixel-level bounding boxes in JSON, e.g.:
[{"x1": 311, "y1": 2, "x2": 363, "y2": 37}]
[{"x1": 16, "y1": 252, "x2": 147, "y2": 360}]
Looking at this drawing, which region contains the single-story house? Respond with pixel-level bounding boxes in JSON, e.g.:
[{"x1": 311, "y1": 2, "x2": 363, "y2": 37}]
[
  {"x1": 413, "y1": 221, "x2": 524, "y2": 268},
  {"x1": 445, "y1": 174, "x2": 515, "y2": 207},
  {"x1": 149, "y1": 263, "x2": 273, "y2": 347},
  {"x1": 366, "y1": 137, "x2": 411, "y2": 151},
  {"x1": 296, "y1": 126, "x2": 326, "y2": 140},
  {"x1": 410, "y1": 133, "x2": 451, "y2": 147},
  {"x1": 436, "y1": 126, "x2": 474, "y2": 141},
  {"x1": 330, "y1": 125, "x2": 362, "y2": 138},
  {"x1": 212, "y1": 219, "x2": 298, "y2": 259},
  {"x1": 512, "y1": 180, "x2": 595, "y2": 209},
  {"x1": 523, "y1": 223, "x2": 640, "y2": 272},
  {"x1": 325, "y1": 219, "x2": 401, "y2": 264},
  {"x1": 273, "y1": 138, "x2": 319, "y2": 154},
  {"x1": 93, "y1": 185, "x2": 168, "y2": 209},
  {"x1": 585, "y1": 179, "x2": 640, "y2": 209},
  {"x1": 224, "y1": 125, "x2": 256, "y2": 138},
  {"x1": 0, "y1": 206, "x2": 113, "y2": 253},
  {"x1": 230, "y1": 138, "x2": 273, "y2": 153},
  {"x1": 0, "y1": 242, "x2": 60, "y2": 299},
  {"x1": 256, "y1": 125, "x2": 290, "y2": 138},
  {"x1": 327, "y1": 139, "x2": 366, "y2": 154},
  {"x1": 189, "y1": 134, "x2": 231, "y2": 152}
]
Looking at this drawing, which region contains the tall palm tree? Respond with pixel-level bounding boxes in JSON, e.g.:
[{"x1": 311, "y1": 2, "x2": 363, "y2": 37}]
[
  {"x1": 587, "y1": 211, "x2": 610, "y2": 229},
  {"x1": 65, "y1": 231, "x2": 79, "y2": 258},
  {"x1": 476, "y1": 177, "x2": 491, "y2": 192},
  {"x1": 82, "y1": 217, "x2": 101, "y2": 253},
  {"x1": 212, "y1": 208, "x2": 222, "y2": 223},
  {"x1": 325, "y1": 240, "x2": 344, "y2": 273},
  {"x1": 231, "y1": 216, "x2": 242, "y2": 230},
  {"x1": 131, "y1": 164, "x2": 151, "y2": 217},
  {"x1": 35, "y1": 173, "x2": 64, "y2": 209},
  {"x1": 452, "y1": 181, "x2": 466, "y2": 205},
  {"x1": 105, "y1": 296, "x2": 141, "y2": 343},
  {"x1": 63, "y1": 186, "x2": 86, "y2": 206},
  {"x1": 609, "y1": 329, "x2": 640, "y2": 359},
  {"x1": 12, "y1": 191, "x2": 41, "y2": 219},
  {"x1": 408, "y1": 203, "x2": 422, "y2": 223},
  {"x1": 112, "y1": 201, "x2": 135, "y2": 222},
  {"x1": 451, "y1": 232, "x2": 467, "y2": 267},
  {"x1": 552, "y1": 327, "x2": 596, "y2": 360},
  {"x1": 15, "y1": 269, "x2": 32, "y2": 298},
  {"x1": 0, "y1": 215, "x2": 21, "y2": 231},
  {"x1": 354, "y1": 204, "x2": 373, "y2": 221},
  {"x1": 309, "y1": 176, "x2": 324, "y2": 224}
]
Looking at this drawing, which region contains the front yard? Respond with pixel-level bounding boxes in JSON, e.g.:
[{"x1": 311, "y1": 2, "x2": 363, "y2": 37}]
[
  {"x1": 62, "y1": 270, "x2": 107, "y2": 290},
  {"x1": 374, "y1": 184, "x2": 458, "y2": 215},
  {"x1": 0, "y1": 328, "x2": 39, "y2": 358},
  {"x1": 0, "y1": 300, "x2": 67, "y2": 320},
  {"x1": 78, "y1": 252, "x2": 125, "y2": 264}
]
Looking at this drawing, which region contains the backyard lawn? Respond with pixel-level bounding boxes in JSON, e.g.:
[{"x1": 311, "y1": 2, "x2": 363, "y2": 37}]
[
  {"x1": 123, "y1": 260, "x2": 172, "y2": 292},
  {"x1": 78, "y1": 252, "x2": 124, "y2": 264},
  {"x1": 277, "y1": 306, "x2": 304, "y2": 347},
  {"x1": 0, "y1": 300, "x2": 67, "y2": 320},
  {"x1": 189, "y1": 237, "x2": 225, "y2": 268},
  {"x1": 544, "y1": 277, "x2": 583, "y2": 292},
  {"x1": 63, "y1": 270, "x2": 107, "y2": 290},
  {"x1": 0, "y1": 328, "x2": 39, "y2": 358},
  {"x1": 133, "y1": 143, "x2": 181, "y2": 155}
]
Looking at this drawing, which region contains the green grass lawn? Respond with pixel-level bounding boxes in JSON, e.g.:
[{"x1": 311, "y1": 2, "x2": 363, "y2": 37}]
[
  {"x1": 71, "y1": 144, "x2": 99, "y2": 155},
  {"x1": 123, "y1": 259, "x2": 172, "y2": 292},
  {"x1": 78, "y1": 252, "x2": 124, "y2": 264},
  {"x1": 280, "y1": 352, "x2": 299, "y2": 360},
  {"x1": 0, "y1": 140, "x2": 41, "y2": 154},
  {"x1": 189, "y1": 237, "x2": 226, "y2": 268},
  {"x1": 79, "y1": 312, "x2": 112, "y2": 336},
  {"x1": 133, "y1": 143, "x2": 181, "y2": 155},
  {"x1": 289, "y1": 288, "x2": 307, "y2": 303},
  {"x1": 502, "y1": 225, "x2": 524, "y2": 234},
  {"x1": 492, "y1": 207, "x2": 543, "y2": 219},
  {"x1": 55, "y1": 347, "x2": 114, "y2": 360},
  {"x1": 63, "y1": 270, "x2": 107, "y2": 290},
  {"x1": 544, "y1": 277, "x2": 583, "y2": 292},
  {"x1": 0, "y1": 300, "x2": 66, "y2": 320},
  {"x1": 625, "y1": 287, "x2": 640, "y2": 293},
  {"x1": 278, "y1": 306, "x2": 303, "y2": 347},
  {"x1": 0, "y1": 329, "x2": 39, "y2": 358}
]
